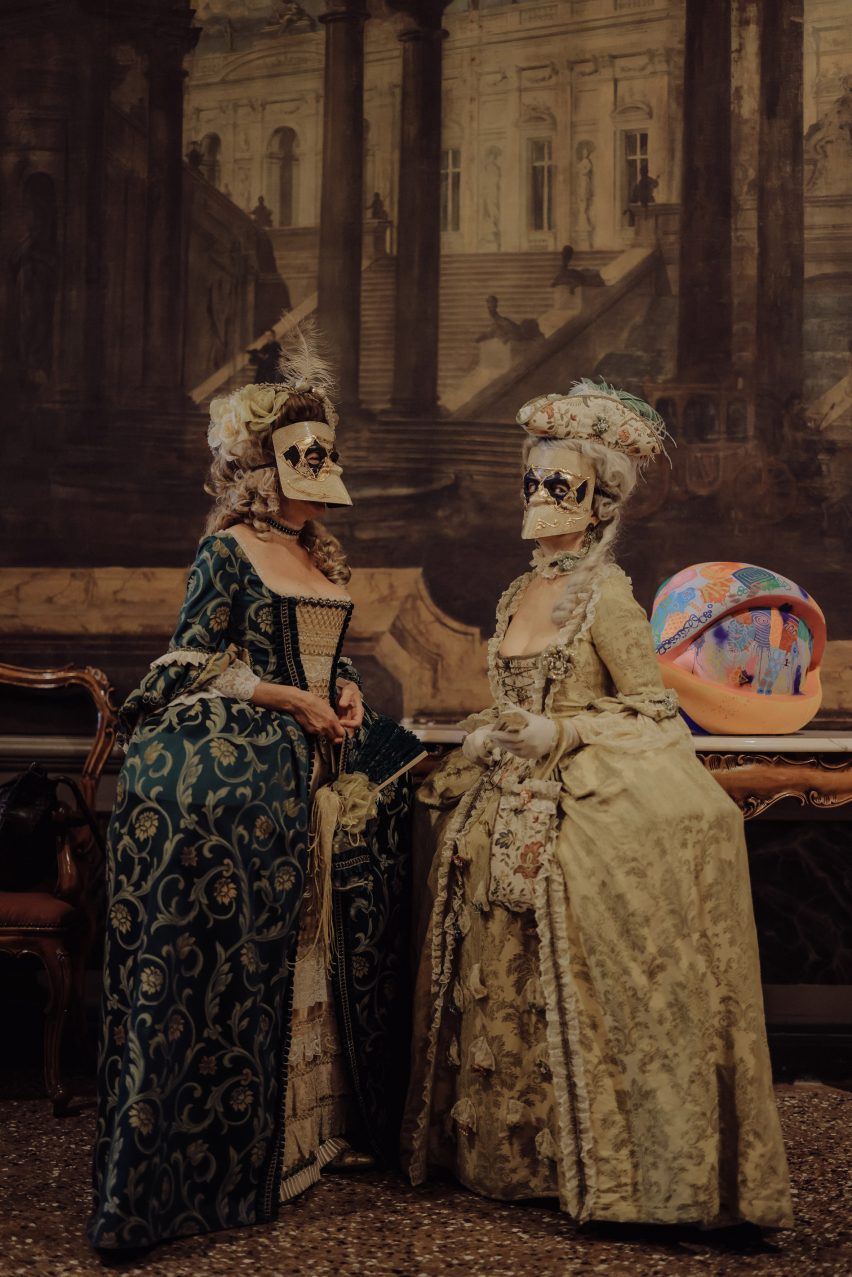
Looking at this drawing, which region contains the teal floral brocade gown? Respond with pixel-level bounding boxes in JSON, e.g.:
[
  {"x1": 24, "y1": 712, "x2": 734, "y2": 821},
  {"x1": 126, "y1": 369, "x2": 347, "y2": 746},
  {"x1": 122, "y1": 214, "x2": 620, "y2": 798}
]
[{"x1": 89, "y1": 533, "x2": 422, "y2": 1250}]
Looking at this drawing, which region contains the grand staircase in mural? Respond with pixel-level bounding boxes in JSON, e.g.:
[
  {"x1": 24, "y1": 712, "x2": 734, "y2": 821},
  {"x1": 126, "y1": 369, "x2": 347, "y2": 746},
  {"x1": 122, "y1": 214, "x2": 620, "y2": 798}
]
[
  {"x1": 358, "y1": 251, "x2": 616, "y2": 412},
  {"x1": 192, "y1": 244, "x2": 657, "y2": 418}
]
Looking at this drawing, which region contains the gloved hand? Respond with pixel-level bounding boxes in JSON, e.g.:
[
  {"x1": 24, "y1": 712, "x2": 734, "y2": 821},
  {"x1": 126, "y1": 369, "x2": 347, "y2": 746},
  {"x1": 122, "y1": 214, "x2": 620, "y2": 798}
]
[
  {"x1": 488, "y1": 708, "x2": 558, "y2": 760},
  {"x1": 461, "y1": 726, "x2": 499, "y2": 767}
]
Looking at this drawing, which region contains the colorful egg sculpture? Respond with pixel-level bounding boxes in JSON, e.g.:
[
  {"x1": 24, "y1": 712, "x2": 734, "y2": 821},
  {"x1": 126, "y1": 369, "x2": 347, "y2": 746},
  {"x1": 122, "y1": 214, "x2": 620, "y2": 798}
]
[{"x1": 650, "y1": 563, "x2": 826, "y2": 735}]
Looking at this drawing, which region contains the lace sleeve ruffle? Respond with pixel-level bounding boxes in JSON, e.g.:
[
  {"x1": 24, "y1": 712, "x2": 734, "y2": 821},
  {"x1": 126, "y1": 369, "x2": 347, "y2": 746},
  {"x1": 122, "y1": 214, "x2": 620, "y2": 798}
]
[
  {"x1": 208, "y1": 659, "x2": 260, "y2": 701},
  {"x1": 119, "y1": 644, "x2": 258, "y2": 743}
]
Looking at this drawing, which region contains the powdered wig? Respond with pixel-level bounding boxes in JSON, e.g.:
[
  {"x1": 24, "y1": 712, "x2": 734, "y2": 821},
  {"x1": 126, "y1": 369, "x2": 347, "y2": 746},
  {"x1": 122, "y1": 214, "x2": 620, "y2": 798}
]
[
  {"x1": 522, "y1": 435, "x2": 640, "y2": 625},
  {"x1": 204, "y1": 388, "x2": 350, "y2": 587}
]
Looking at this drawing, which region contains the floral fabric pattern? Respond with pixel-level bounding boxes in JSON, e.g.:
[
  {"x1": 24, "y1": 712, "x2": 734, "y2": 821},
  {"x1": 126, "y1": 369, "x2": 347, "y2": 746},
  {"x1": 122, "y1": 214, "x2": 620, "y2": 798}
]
[
  {"x1": 90, "y1": 534, "x2": 415, "y2": 1250},
  {"x1": 402, "y1": 566, "x2": 793, "y2": 1229}
]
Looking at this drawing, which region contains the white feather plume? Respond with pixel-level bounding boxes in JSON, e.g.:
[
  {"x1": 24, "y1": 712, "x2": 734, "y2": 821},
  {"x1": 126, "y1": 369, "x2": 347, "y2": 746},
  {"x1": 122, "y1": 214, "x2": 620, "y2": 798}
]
[{"x1": 276, "y1": 316, "x2": 337, "y2": 396}]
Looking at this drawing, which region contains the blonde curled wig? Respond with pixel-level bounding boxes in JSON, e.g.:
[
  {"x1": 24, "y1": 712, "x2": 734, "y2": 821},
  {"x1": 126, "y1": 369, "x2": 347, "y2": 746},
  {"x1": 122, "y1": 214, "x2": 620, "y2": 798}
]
[{"x1": 204, "y1": 389, "x2": 351, "y2": 587}]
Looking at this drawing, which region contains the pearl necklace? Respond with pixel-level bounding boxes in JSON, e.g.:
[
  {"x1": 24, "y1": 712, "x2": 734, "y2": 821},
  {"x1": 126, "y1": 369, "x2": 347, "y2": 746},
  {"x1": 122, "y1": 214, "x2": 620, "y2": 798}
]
[{"x1": 263, "y1": 517, "x2": 300, "y2": 539}]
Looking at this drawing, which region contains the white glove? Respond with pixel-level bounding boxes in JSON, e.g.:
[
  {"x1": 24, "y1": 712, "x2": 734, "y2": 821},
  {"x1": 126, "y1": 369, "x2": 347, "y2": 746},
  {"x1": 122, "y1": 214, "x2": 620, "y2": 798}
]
[
  {"x1": 488, "y1": 708, "x2": 558, "y2": 761},
  {"x1": 461, "y1": 726, "x2": 498, "y2": 766}
]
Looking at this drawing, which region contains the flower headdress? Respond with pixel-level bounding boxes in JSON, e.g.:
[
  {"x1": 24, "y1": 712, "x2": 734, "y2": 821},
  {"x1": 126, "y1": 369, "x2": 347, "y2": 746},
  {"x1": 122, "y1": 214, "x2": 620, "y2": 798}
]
[
  {"x1": 208, "y1": 319, "x2": 339, "y2": 461},
  {"x1": 517, "y1": 378, "x2": 669, "y2": 462}
]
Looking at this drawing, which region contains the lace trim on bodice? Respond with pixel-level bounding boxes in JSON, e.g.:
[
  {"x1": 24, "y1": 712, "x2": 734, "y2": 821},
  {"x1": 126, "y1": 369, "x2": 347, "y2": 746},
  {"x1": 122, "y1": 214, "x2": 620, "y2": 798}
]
[{"x1": 487, "y1": 564, "x2": 623, "y2": 710}]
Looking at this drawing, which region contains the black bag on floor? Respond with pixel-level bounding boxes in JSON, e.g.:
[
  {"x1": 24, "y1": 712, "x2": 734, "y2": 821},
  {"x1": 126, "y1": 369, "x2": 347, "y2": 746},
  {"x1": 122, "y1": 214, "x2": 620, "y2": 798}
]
[{"x1": 0, "y1": 763, "x2": 104, "y2": 892}]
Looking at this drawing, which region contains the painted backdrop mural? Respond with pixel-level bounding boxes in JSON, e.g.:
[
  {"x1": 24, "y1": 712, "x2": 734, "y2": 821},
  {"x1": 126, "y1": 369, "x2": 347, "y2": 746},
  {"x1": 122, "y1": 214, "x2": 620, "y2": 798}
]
[{"x1": 0, "y1": 0, "x2": 850, "y2": 724}]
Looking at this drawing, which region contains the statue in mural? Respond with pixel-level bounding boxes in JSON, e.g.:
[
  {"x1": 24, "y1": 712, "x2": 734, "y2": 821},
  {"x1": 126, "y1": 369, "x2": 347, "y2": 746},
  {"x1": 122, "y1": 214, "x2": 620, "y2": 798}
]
[
  {"x1": 481, "y1": 145, "x2": 502, "y2": 251},
  {"x1": 89, "y1": 323, "x2": 424, "y2": 1256},
  {"x1": 205, "y1": 272, "x2": 238, "y2": 371},
  {"x1": 368, "y1": 191, "x2": 388, "y2": 220},
  {"x1": 550, "y1": 244, "x2": 605, "y2": 294},
  {"x1": 475, "y1": 294, "x2": 543, "y2": 345},
  {"x1": 234, "y1": 166, "x2": 252, "y2": 211},
  {"x1": 262, "y1": 0, "x2": 318, "y2": 35},
  {"x1": 804, "y1": 77, "x2": 852, "y2": 195},
  {"x1": 576, "y1": 140, "x2": 595, "y2": 245},
  {"x1": 401, "y1": 381, "x2": 794, "y2": 1233},
  {"x1": 631, "y1": 159, "x2": 659, "y2": 206},
  {"x1": 251, "y1": 194, "x2": 274, "y2": 227}
]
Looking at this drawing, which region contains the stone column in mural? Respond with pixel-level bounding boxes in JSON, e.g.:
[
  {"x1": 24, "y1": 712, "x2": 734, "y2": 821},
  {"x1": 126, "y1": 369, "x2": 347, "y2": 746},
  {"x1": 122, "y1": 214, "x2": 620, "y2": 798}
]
[
  {"x1": 146, "y1": 54, "x2": 191, "y2": 400},
  {"x1": 676, "y1": 0, "x2": 732, "y2": 380},
  {"x1": 317, "y1": 0, "x2": 368, "y2": 411},
  {"x1": 755, "y1": 0, "x2": 804, "y2": 409},
  {"x1": 389, "y1": 0, "x2": 450, "y2": 418},
  {"x1": 142, "y1": 11, "x2": 199, "y2": 407}
]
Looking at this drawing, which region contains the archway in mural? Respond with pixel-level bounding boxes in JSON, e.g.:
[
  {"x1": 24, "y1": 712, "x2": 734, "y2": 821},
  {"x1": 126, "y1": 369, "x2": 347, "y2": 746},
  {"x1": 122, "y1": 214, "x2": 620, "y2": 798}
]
[{"x1": 265, "y1": 126, "x2": 298, "y2": 227}]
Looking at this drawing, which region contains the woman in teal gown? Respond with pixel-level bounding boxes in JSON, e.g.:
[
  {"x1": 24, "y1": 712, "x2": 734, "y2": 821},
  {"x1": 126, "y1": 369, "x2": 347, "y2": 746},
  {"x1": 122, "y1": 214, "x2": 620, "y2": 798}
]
[{"x1": 89, "y1": 343, "x2": 423, "y2": 1253}]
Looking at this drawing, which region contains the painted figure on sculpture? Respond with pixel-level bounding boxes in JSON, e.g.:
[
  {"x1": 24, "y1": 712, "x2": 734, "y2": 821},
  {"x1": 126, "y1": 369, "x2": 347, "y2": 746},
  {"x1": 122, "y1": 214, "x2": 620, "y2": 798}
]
[
  {"x1": 401, "y1": 381, "x2": 794, "y2": 1230},
  {"x1": 89, "y1": 325, "x2": 424, "y2": 1255}
]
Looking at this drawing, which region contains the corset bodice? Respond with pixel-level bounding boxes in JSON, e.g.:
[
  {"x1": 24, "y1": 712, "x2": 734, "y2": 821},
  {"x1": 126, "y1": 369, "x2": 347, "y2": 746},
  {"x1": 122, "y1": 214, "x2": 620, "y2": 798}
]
[
  {"x1": 217, "y1": 536, "x2": 353, "y2": 701},
  {"x1": 493, "y1": 653, "x2": 546, "y2": 714}
]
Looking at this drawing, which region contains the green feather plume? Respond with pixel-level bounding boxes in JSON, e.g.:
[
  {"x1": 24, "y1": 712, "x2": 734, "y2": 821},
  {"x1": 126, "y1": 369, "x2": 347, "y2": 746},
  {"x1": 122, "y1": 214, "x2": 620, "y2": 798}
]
[{"x1": 569, "y1": 377, "x2": 669, "y2": 442}]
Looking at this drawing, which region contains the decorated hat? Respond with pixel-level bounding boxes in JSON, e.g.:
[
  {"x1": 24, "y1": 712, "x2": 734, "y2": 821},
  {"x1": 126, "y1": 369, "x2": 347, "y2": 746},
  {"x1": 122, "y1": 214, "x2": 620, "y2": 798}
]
[
  {"x1": 517, "y1": 379, "x2": 668, "y2": 461},
  {"x1": 651, "y1": 563, "x2": 826, "y2": 735}
]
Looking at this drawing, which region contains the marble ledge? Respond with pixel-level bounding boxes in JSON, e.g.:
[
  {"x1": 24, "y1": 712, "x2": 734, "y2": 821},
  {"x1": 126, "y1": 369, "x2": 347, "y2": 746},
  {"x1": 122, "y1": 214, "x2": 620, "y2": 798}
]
[
  {"x1": 402, "y1": 722, "x2": 852, "y2": 752},
  {"x1": 693, "y1": 732, "x2": 852, "y2": 753}
]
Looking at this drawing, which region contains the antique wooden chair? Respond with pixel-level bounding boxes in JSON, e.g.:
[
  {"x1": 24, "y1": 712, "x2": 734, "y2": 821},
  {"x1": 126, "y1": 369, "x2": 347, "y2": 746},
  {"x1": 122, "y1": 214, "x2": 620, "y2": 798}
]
[{"x1": 0, "y1": 663, "x2": 117, "y2": 1114}]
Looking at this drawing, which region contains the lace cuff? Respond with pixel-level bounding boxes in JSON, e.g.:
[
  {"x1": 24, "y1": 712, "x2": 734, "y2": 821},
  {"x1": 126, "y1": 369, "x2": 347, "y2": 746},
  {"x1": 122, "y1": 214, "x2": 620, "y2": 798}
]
[
  {"x1": 210, "y1": 659, "x2": 260, "y2": 700},
  {"x1": 120, "y1": 644, "x2": 258, "y2": 744}
]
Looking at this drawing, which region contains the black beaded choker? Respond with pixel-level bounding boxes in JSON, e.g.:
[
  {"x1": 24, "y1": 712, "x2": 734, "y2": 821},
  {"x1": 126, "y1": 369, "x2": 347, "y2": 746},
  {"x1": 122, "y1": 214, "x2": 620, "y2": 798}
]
[{"x1": 263, "y1": 517, "x2": 300, "y2": 539}]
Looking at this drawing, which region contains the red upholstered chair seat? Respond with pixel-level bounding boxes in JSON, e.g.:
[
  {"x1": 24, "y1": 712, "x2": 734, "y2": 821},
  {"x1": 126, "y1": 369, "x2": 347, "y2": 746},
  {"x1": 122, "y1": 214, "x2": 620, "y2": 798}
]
[{"x1": 0, "y1": 892, "x2": 83, "y2": 932}]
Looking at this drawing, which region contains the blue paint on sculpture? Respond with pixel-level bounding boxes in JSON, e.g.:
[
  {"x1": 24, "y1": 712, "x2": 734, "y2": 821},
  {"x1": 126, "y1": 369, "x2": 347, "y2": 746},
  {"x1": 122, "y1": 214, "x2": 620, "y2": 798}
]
[{"x1": 651, "y1": 562, "x2": 826, "y2": 734}]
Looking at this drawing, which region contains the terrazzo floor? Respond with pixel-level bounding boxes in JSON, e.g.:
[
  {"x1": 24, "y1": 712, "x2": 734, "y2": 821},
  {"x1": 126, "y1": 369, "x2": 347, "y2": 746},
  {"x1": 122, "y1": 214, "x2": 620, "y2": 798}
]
[{"x1": 0, "y1": 1083, "x2": 849, "y2": 1277}]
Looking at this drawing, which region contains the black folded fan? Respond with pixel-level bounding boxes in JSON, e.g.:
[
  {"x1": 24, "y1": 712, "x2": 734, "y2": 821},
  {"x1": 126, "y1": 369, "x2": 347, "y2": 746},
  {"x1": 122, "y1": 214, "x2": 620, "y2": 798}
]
[{"x1": 341, "y1": 709, "x2": 426, "y2": 790}]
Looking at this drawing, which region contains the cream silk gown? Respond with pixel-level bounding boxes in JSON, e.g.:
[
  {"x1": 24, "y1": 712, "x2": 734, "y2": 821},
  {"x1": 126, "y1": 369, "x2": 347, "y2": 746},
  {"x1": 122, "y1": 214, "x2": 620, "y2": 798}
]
[{"x1": 402, "y1": 563, "x2": 793, "y2": 1229}]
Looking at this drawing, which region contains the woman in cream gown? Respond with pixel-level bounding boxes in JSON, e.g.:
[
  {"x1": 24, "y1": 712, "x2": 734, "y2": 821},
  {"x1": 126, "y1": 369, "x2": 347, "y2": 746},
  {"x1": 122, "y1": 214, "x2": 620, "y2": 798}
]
[{"x1": 402, "y1": 383, "x2": 793, "y2": 1230}]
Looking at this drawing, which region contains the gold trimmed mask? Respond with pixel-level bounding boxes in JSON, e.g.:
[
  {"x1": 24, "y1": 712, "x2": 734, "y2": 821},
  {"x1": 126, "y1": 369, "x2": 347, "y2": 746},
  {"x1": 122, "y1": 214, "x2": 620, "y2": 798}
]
[
  {"x1": 271, "y1": 420, "x2": 352, "y2": 507},
  {"x1": 521, "y1": 444, "x2": 595, "y2": 540}
]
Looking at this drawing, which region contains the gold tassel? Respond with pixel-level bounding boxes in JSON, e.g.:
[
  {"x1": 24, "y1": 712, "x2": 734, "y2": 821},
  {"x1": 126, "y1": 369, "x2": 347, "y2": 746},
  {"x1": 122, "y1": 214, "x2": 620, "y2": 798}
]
[
  {"x1": 304, "y1": 784, "x2": 341, "y2": 967},
  {"x1": 303, "y1": 771, "x2": 381, "y2": 969}
]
